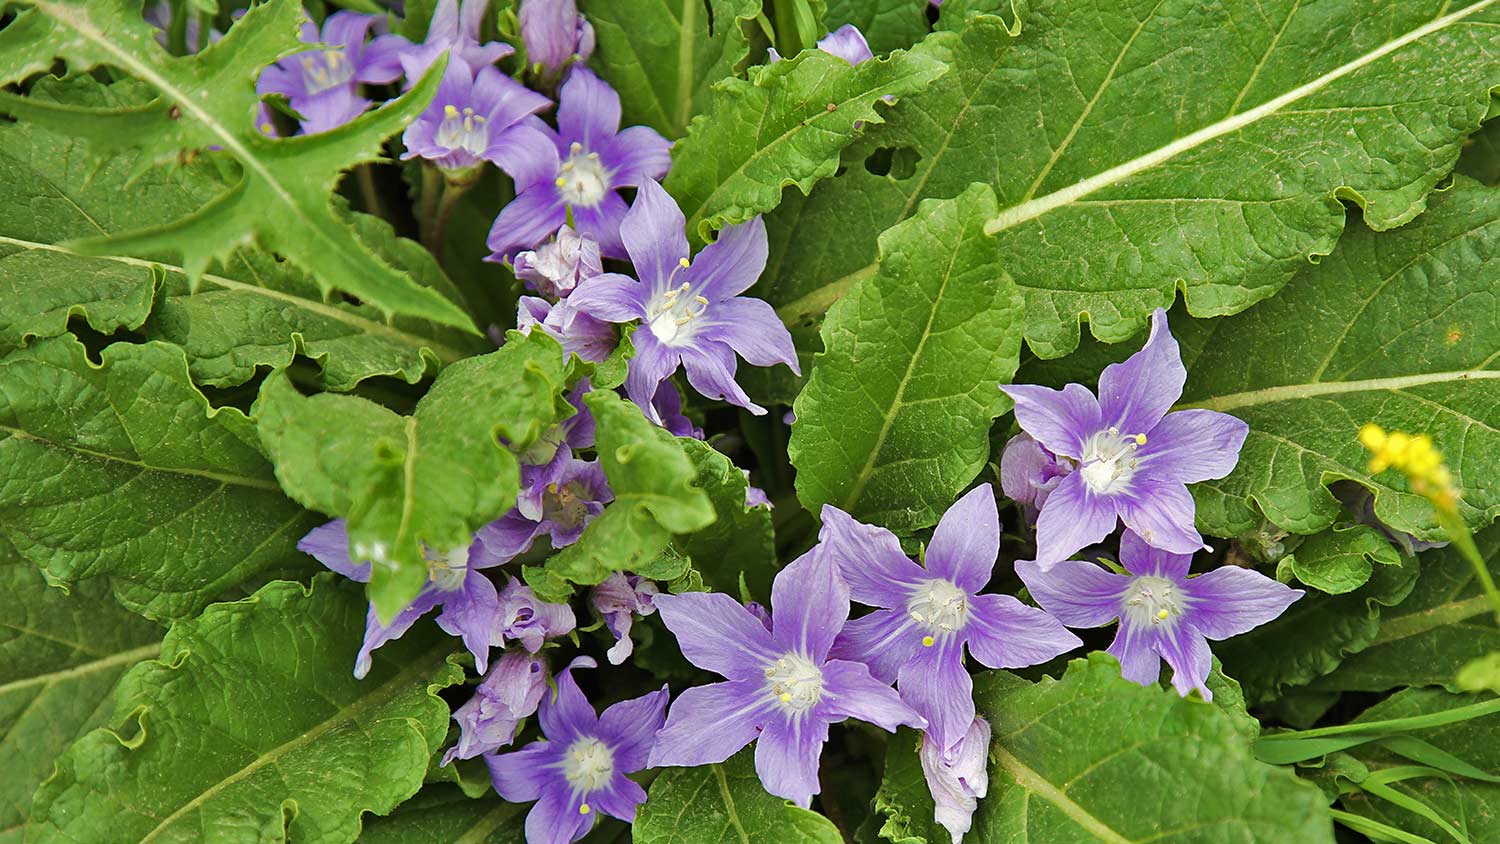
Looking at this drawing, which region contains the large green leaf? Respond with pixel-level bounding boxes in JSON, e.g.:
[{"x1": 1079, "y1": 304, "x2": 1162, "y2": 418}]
[
  {"x1": 634, "y1": 748, "x2": 843, "y2": 844},
  {"x1": 966, "y1": 655, "x2": 1334, "y2": 843},
  {"x1": 579, "y1": 0, "x2": 762, "y2": 139},
  {"x1": 356, "y1": 787, "x2": 524, "y2": 844},
  {"x1": 824, "y1": 0, "x2": 930, "y2": 54},
  {"x1": 1178, "y1": 179, "x2": 1500, "y2": 544},
  {"x1": 0, "y1": 0, "x2": 474, "y2": 331},
  {"x1": 789, "y1": 184, "x2": 1021, "y2": 532},
  {"x1": 0, "y1": 554, "x2": 161, "y2": 844},
  {"x1": 676, "y1": 438, "x2": 776, "y2": 599},
  {"x1": 664, "y1": 45, "x2": 946, "y2": 242},
  {"x1": 0, "y1": 336, "x2": 319, "y2": 620},
  {"x1": 766, "y1": 1, "x2": 1500, "y2": 359},
  {"x1": 1313, "y1": 526, "x2": 1500, "y2": 693},
  {"x1": 26, "y1": 576, "x2": 462, "y2": 844},
  {"x1": 525, "y1": 390, "x2": 714, "y2": 602},
  {"x1": 1280, "y1": 523, "x2": 1404, "y2": 595},
  {"x1": 256, "y1": 330, "x2": 573, "y2": 618}
]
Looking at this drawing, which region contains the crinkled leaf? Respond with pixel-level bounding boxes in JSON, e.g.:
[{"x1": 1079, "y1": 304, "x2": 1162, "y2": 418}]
[
  {"x1": 524, "y1": 390, "x2": 713, "y2": 602},
  {"x1": 664, "y1": 45, "x2": 946, "y2": 242},
  {"x1": 255, "y1": 330, "x2": 573, "y2": 617},
  {"x1": 634, "y1": 747, "x2": 843, "y2": 844},
  {"x1": 0, "y1": 336, "x2": 319, "y2": 620},
  {"x1": 0, "y1": 0, "x2": 475, "y2": 330},
  {"x1": 26, "y1": 576, "x2": 463, "y2": 844},
  {"x1": 1281, "y1": 523, "x2": 1404, "y2": 595},
  {"x1": 676, "y1": 438, "x2": 776, "y2": 599},
  {"x1": 790, "y1": 184, "x2": 1021, "y2": 532},
  {"x1": 766, "y1": 2, "x2": 1500, "y2": 359},
  {"x1": 356, "y1": 786, "x2": 524, "y2": 844}
]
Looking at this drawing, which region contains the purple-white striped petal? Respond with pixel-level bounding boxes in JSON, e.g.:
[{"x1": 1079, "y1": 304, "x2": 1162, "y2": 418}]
[
  {"x1": 963, "y1": 593, "x2": 1081, "y2": 669},
  {"x1": 923, "y1": 484, "x2": 1000, "y2": 593}
]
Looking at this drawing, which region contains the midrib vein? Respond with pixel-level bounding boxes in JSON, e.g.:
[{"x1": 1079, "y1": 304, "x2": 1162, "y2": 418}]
[
  {"x1": 0, "y1": 423, "x2": 285, "y2": 492},
  {"x1": 983, "y1": 0, "x2": 1500, "y2": 234},
  {"x1": 711, "y1": 764, "x2": 751, "y2": 844},
  {"x1": 993, "y1": 746, "x2": 1132, "y2": 844},
  {"x1": 674, "y1": 0, "x2": 698, "y2": 132},
  {"x1": 1174, "y1": 370, "x2": 1500, "y2": 413},
  {"x1": 1373, "y1": 594, "x2": 1495, "y2": 646},
  {"x1": 0, "y1": 643, "x2": 159, "y2": 696}
]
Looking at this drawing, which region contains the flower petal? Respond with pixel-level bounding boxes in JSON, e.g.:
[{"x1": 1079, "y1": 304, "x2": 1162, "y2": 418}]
[
  {"x1": 601, "y1": 125, "x2": 672, "y2": 186},
  {"x1": 1184, "y1": 566, "x2": 1302, "y2": 640},
  {"x1": 1114, "y1": 481, "x2": 1205, "y2": 556},
  {"x1": 1155, "y1": 622, "x2": 1213, "y2": 699},
  {"x1": 1117, "y1": 528, "x2": 1193, "y2": 579},
  {"x1": 1097, "y1": 308, "x2": 1185, "y2": 433},
  {"x1": 1000, "y1": 382, "x2": 1101, "y2": 460},
  {"x1": 1032, "y1": 473, "x2": 1119, "y2": 568},
  {"x1": 569, "y1": 189, "x2": 630, "y2": 260},
  {"x1": 828, "y1": 609, "x2": 922, "y2": 684},
  {"x1": 474, "y1": 65, "x2": 553, "y2": 129},
  {"x1": 817, "y1": 504, "x2": 928, "y2": 607},
  {"x1": 1105, "y1": 621, "x2": 1161, "y2": 687},
  {"x1": 537, "y1": 656, "x2": 599, "y2": 743},
  {"x1": 699, "y1": 297, "x2": 799, "y2": 371},
  {"x1": 687, "y1": 215, "x2": 768, "y2": 301},
  {"x1": 817, "y1": 24, "x2": 874, "y2": 64},
  {"x1": 770, "y1": 548, "x2": 849, "y2": 661},
  {"x1": 652, "y1": 592, "x2": 779, "y2": 679},
  {"x1": 525, "y1": 789, "x2": 594, "y2": 844},
  {"x1": 820, "y1": 659, "x2": 925, "y2": 732},
  {"x1": 1139, "y1": 409, "x2": 1249, "y2": 483},
  {"x1": 434, "y1": 571, "x2": 501, "y2": 674},
  {"x1": 647, "y1": 679, "x2": 771, "y2": 768},
  {"x1": 621, "y1": 179, "x2": 689, "y2": 293},
  {"x1": 567, "y1": 272, "x2": 648, "y2": 323},
  {"x1": 924, "y1": 483, "x2": 1000, "y2": 593},
  {"x1": 485, "y1": 740, "x2": 558, "y2": 803},
  {"x1": 755, "y1": 716, "x2": 829, "y2": 809},
  {"x1": 298, "y1": 519, "x2": 370, "y2": 582},
  {"x1": 354, "y1": 587, "x2": 444, "y2": 678},
  {"x1": 897, "y1": 636, "x2": 973, "y2": 757},
  {"x1": 557, "y1": 66, "x2": 622, "y2": 152},
  {"x1": 487, "y1": 120, "x2": 561, "y2": 189},
  {"x1": 622, "y1": 330, "x2": 681, "y2": 419},
  {"x1": 964, "y1": 593, "x2": 1082, "y2": 670},
  {"x1": 680, "y1": 341, "x2": 764, "y2": 415},
  {"x1": 596, "y1": 685, "x2": 670, "y2": 772},
  {"x1": 1014, "y1": 560, "x2": 1127, "y2": 628},
  {"x1": 591, "y1": 773, "x2": 648, "y2": 824},
  {"x1": 486, "y1": 184, "x2": 567, "y2": 261}
]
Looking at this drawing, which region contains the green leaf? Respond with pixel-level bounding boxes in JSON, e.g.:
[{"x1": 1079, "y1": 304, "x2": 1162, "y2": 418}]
[
  {"x1": 868, "y1": 729, "x2": 953, "y2": 844},
  {"x1": 676, "y1": 438, "x2": 776, "y2": 599},
  {"x1": 356, "y1": 787, "x2": 524, "y2": 844},
  {"x1": 1283, "y1": 523, "x2": 1405, "y2": 595},
  {"x1": 525, "y1": 390, "x2": 714, "y2": 602},
  {"x1": 1312, "y1": 526, "x2": 1500, "y2": 694},
  {"x1": 824, "y1": 0, "x2": 930, "y2": 54},
  {"x1": 0, "y1": 0, "x2": 475, "y2": 331},
  {"x1": 579, "y1": 0, "x2": 762, "y2": 139},
  {"x1": 26, "y1": 576, "x2": 462, "y2": 844},
  {"x1": 789, "y1": 184, "x2": 1022, "y2": 532},
  {"x1": 1178, "y1": 178, "x2": 1500, "y2": 545},
  {"x1": 0, "y1": 555, "x2": 161, "y2": 843},
  {"x1": 1457, "y1": 115, "x2": 1500, "y2": 186},
  {"x1": 664, "y1": 45, "x2": 947, "y2": 242},
  {"x1": 765, "y1": 2, "x2": 1500, "y2": 359},
  {"x1": 0, "y1": 336, "x2": 319, "y2": 620},
  {"x1": 256, "y1": 330, "x2": 573, "y2": 618},
  {"x1": 967, "y1": 655, "x2": 1335, "y2": 843},
  {"x1": 634, "y1": 748, "x2": 843, "y2": 844}
]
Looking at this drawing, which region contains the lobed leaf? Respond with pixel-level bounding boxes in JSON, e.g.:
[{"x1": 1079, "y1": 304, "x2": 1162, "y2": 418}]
[
  {"x1": 1281, "y1": 523, "x2": 1404, "y2": 595},
  {"x1": 634, "y1": 748, "x2": 843, "y2": 844}
]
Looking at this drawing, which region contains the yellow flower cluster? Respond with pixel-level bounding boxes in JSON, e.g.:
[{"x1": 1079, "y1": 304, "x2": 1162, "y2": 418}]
[{"x1": 1358, "y1": 424, "x2": 1456, "y2": 511}]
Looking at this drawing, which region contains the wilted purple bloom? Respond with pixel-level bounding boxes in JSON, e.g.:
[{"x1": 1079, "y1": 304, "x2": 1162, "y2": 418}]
[
  {"x1": 497, "y1": 577, "x2": 578, "y2": 652},
  {"x1": 445, "y1": 649, "x2": 548, "y2": 764},
  {"x1": 298, "y1": 519, "x2": 510, "y2": 678},
  {"x1": 824, "y1": 485, "x2": 1079, "y2": 754},
  {"x1": 1000, "y1": 432, "x2": 1072, "y2": 525},
  {"x1": 568, "y1": 180, "x2": 799, "y2": 420},
  {"x1": 488, "y1": 657, "x2": 669, "y2": 843},
  {"x1": 649, "y1": 548, "x2": 925, "y2": 807},
  {"x1": 921, "y1": 717, "x2": 989, "y2": 844},
  {"x1": 1017, "y1": 530, "x2": 1302, "y2": 699},
  {"x1": 486, "y1": 67, "x2": 671, "y2": 260},
  {"x1": 768, "y1": 23, "x2": 873, "y2": 65},
  {"x1": 519, "y1": 0, "x2": 596, "y2": 85},
  {"x1": 515, "y1": 225, "x2": 603, "y2": 298},
  {"x1": 256, "y1": 12, "x2": 406, "y2": 134},
  {"x1": 401, "y1": 63, "x2": 551, "y2": 172},
  {"x1": 1001, "y1": 308, "x2": 1249, "y2": 569},
  {"x1": 518, "y1": 297, "x2": 619, "y2": 363},
  {"x1": 480, "y1": 458, "x2": 612, "y2": 556},
  {"x1": 398, "y1": 0, "x2": 513, "y2": 82},
  {"x1": 591, "y1": 573, "x2": 660, "y2": 664}
]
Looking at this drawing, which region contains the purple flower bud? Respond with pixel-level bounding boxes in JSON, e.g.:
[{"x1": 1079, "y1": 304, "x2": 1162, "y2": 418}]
[
  {"x1": 444, "y1": 650, "x2": 549, "y2": 764},
  {"x1": 519, "y1": 0, "x2": 596, "y2": 85},
  {"x1": 514, "y1": 225, "x2": 604, "y2": 299},
  {"x1": 919, "y1": 717, "x2": 990, "y2": 844},
  {"x1": 497, "y1": 578, "x2": 578, "y2": 652},
  {"x1": 590, "y1": 573, "x2": 660, "y2": 664},
  {"x1": 999, "y1": 432, "x2": 1073, "y2": 525},
  {"x1": 743, "y1": 470, "x2": 771, "y2": 508}
]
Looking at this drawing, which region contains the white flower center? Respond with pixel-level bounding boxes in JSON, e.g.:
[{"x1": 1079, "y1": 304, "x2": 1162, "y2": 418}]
[
  {"x1": 556, "y1": 142, "x2": 610, "y2": 207},
  {"x1": 645, "y1": 260, "x2": 708, "y2": 346},
  {"x1": 764, "y1": 653, "x2": 824, "y2": 714},
  {"x1": 424, "y1": 546, "x2": 470, "y2": 591},
  {"x1": 434, "y1": 104, "x2": 489, "y2": 155},
  {"x1": 907, "y1": 578, "x2": 970, "y2": 642},
  {"x1": 1078, "y1": 426, "x2": 1147, "y2": 494},
  {"x1": 562, "y1": 737, "x2": 614, "y2": 793},
  {"x1": 300, "y1": 50, "x2": 355, "y2": 95},
  {"x1": 1122, "y1": 575, "x2": 1184, "y2": 627}
]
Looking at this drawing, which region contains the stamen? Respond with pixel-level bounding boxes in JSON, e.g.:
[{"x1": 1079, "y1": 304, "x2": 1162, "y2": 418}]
[
  {"x1": 579, "y1": 804, "x2": 591, "y2": 815},
  {"x1": 922, "y1": 636, "x2": 935, "y2": 647}
]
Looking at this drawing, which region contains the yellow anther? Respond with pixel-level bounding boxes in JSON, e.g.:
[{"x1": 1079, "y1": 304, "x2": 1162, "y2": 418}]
[
  {"x1": 555, "y1": 176, "x2": 568, "y2": 188},
  {"x1": 579, "y1": 803, "x2": 591, "y2": 815},
  {"x1": 921, "y1": 636, "x2": 935, "y2": 647},
  {"x1": 695, "y1": 295, "x2": 710, "y2": 306},
  {"x1": 443, "y1": 104, "x2": 460, "y2": 119},
  {"x1": 462, "y1": 107, "x2": 474, "y2": 116},
  {"x1": 1156, "y1": 608, "x2": 1170, "y2": 621},
  {"x1": 260, "y1": 122, "x2": 273, "y2": 134},
  {"x1": 570, "y1": 141, "x2": 583, "y2": 154},
  {"x1": 1134, "y1": 433, "x2": 1147, "y2": 445},
  {"x1": 780, "y1": 692, "x2": 792, "y2": 703},
  {"x1": 678, "y1": 257, "x2": 690, "y2": 268}
]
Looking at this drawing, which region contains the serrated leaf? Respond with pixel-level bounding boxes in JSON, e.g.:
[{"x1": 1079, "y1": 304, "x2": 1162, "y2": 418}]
[
  {"x1": 789, "y1": 184, "x2": 1021, "y2": 532},
  {"x1": 0, "y1": 336, "x2": 319, "y2": 620},
  {"x1": 356, "y1": 786, "x2": 524, "y2": 844},
  {"x1": 579, "y1": 0, "x2": 762, "y2": 138},
  {"x1": 524, "y1": 390, "x2": 713, "y2": 602},
  {"x1": 26, "y1": 576, "x2": 463, "y2": 844},
  {"x1": 766, "y1": 1, "x2": 1500, "y2": 359},
  {"x1": 0, "y1": 0, "x2": 475, "y2": 330},
  {"x1": 0, "y1": 555, "x2": 161, "y2": 842},
  {"x1": 1283, "y1": 523, "x2": 1404, "y2": 595},
  {"x1": 676, "y1": 438, "x2": 776, "y2": 599},
  {"x1": 825, "y1": 0, "x2": 930, "y2": 54},
  {"x1": 1312, "y1": 526, "x2": 1500, "y2": 694},
  {"x1": 1177, "y1": 179, "x2": 1500, "y2": 545},
  {"x1": 967, "y1": 655, "x2": 1334, "y2": 843},
  {"x1": 634, "y1": 748, "x2": 843, "y2": 844},
  {"x1": 664, "y1": 45, "x2": 947, "y2": 242},
  {"x1": 256, "y1": 330, "x2": 573, "y2": 618}
]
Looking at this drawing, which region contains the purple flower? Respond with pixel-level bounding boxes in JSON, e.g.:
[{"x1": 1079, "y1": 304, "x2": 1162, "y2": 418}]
[
  {"x1": 398, "y1": 0, "x2": 514, "y2": 82},
  {"x1": 487, "y1": 657, "x2": 669, "y2": 843},
  {"x1": 497, "y1": 577, "x2": 578, "y2": 652},
  {"x1": 768, "y1": 23, "x2": 873, "y2": 65},
  {"x1": 1000, "y1": 308, "x2": 1249, "y2": 568},
  {"x1": 651, "y1": 382, "x2": 703, "y2": 438},
  {"x1": 445, "y1": 649, "x2": 549, "y2": 764},
  {"x1": 480, "y1": 458, "x2": 613, "y2": 557},
  {"x1": 485, "y1": 68, "x2": 671, "y2": 260},
  {"x1": 648, "y1": 548, "x2": 926, "y2": 807},
  {"x1": 568, "y1": 180, "x2": 799, "y2": 419},
  {"x1": 999, "y1": 432, "x2": 1072, "y2": 525},
  {"x1": 515, "y1": 225, "x2": 603, "y2": 298},
  {"x1": 298, "y1": 519, "x2": 511, "y2": 678},
  {"x1": 256, "y1": 12, "x2": 407, "y2": 135},
  {"x1": 518, "y1": 297, "x2": 619, "y2": 363},
  {"x1": 823, "y1": 485, "x2": 1080, "y2": 754},
  {"x1": 590, "y1": 573, "x2": 660, "y2": 664},
  {"x1": 1017, "y1": 530, "x2": 1303, "y2": 699},
  {"x1": 921, "y1": 717, "x2": 989, "y2": 844},
  {"x1": 744, "y1": 471, "x2": 771, "y2": 508},
  {"x1": 401, "y1": 63, "x2": 551, "y2": 172},
  {"x1": 519, "y1": 0, "x2": 596, "y2": 85}
]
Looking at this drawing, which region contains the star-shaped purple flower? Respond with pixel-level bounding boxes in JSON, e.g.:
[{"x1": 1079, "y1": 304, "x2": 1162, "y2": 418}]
[
  {"x1": 445, "y1": 649, "x2": 549, "y2": 764},
  {"x1": 397, "y1": 0, "x2": 513, "y2": 82},
  {"x1": 1017, "y1": 530, "x2": 1303, "y2": 699},
  {"x1": 648, "y1": 548, "x2": 926, "y2": 807},
  {"x1": 1001, "y1": 308, "x2": 1249, "y2": 568},
  {"x1": 401, "y1": 63, "x2": 551, "y2": 172},
  {"x1": 487, "y1": 657, "x2": 669, "y2": 843},
  {"x1": 822, "y1": 485, "x2": 1080, "y2": 755},
  {"x1": 485, "y1": 67, "x2": 671, "y2": 260},
  {"x1": 568, "y1": 179, "x2": 800, "y2": 420},
  {"x1": 297, "y1": 519, "x2": 511, "y2": 678},
  {"x1": 256, "y1": 12, "x2": 407, "y2": 135}
]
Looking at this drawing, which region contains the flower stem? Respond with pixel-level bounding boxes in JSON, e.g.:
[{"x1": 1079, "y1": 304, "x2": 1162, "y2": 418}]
[
  {"x1": 1436, "y1": 506, "x2": 1500, "y2": 625},
  {"x1": 422, "y1": 167, "x2": 480, "y2": 259},
  {"x1": 355, "y1": 163, "x2": 385, "y2": 221},
  {"x1": 416, "y1": 165, "x2": 442, "y2": 245}
]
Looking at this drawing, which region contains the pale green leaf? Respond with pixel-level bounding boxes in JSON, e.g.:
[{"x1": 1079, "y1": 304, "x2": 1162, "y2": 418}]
[
  {"x1": 634, "y1": 748, "x2": 843, "y2": 844},
  {"x1": 1283, "y1": 523, "x2": 1405, "y2": 595}
]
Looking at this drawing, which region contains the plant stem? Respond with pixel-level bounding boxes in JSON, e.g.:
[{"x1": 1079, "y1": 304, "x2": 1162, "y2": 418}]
[
  {"x1": 416, "y1": 164, "x2": 442, "y2": 244},
  {"x1": 355, "y1": 163, "x2": 385, "y2": 221},
  {"x1": 774, "y1": 261, "x2": 877, "y2": 327},
  {"x1": 426, "y1": 176, "x2": 476, "y2": 259},
  {"x1": 1437, "y1": 506, "x2": 1500, "y2": 625}
]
